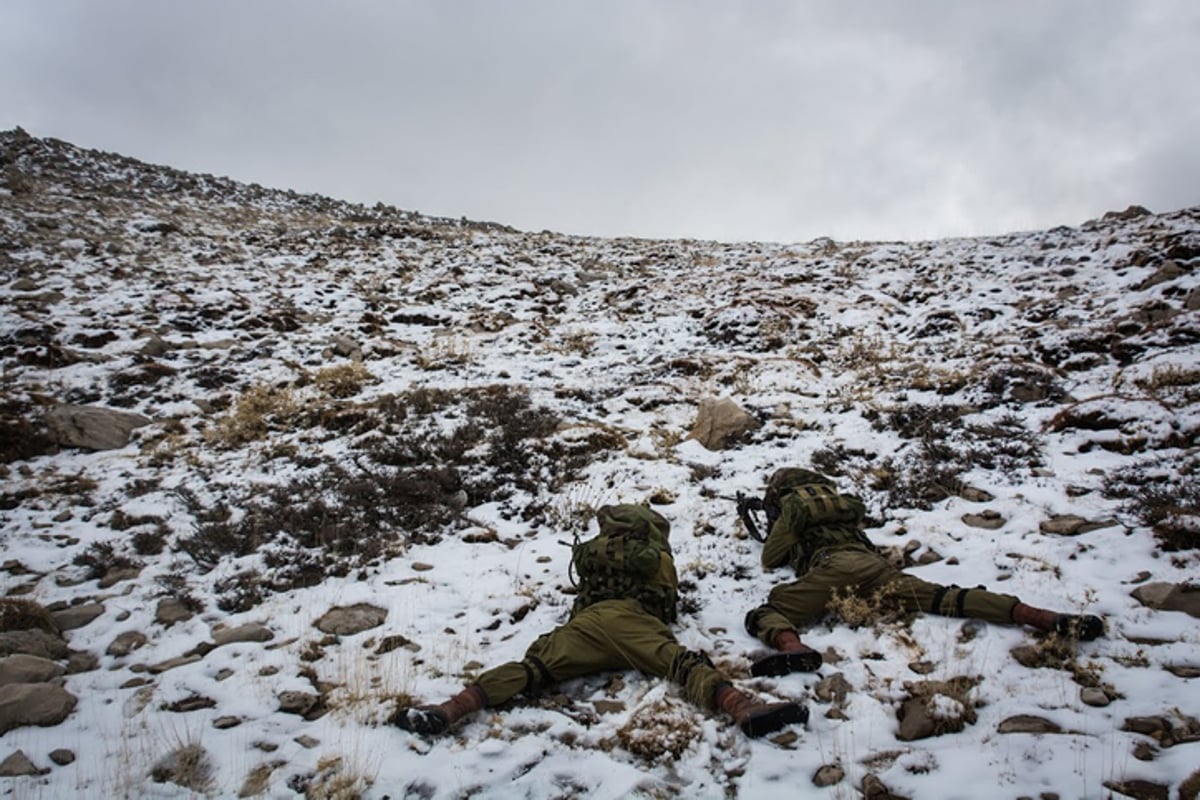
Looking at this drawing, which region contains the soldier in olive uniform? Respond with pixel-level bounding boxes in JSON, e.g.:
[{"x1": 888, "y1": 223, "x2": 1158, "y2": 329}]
[
  {"x1": 394, "y1": 504, "x2": 807, "y2": 738},
  {"x1": 742, "y1": 469, "x2": 1106, "y2": 677}
]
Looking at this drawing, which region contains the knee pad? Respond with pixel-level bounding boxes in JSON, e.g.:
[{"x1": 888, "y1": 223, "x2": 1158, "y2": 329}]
[{"x1": 520, "y1": 656, "x2": 554, "y2": 696}]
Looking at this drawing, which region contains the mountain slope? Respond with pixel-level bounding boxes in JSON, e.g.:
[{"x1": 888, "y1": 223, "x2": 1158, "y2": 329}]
[{"x1": 2, "y1": 127, "x2": 1199, "y2": 798}]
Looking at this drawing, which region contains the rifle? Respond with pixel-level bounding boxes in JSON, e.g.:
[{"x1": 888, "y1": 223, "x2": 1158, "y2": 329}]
[{"x1": 734, "y1": 492, "x2": 768, "y2": 542}]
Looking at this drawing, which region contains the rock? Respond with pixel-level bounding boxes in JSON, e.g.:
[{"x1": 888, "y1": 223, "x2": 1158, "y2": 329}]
[
  {"x1": 49, "y1": 749, "x2": 75, "y2": 766},
  {"x1": 146, "y1": 654, "x2": 204, "y2": 674},
  {"x1": 278, "y1": 691, "x2": 320, "y2": 716},
  {"x1": 0, "y1": 654, "x2": 66, "y2": 686},
  {"x1": 687, "y1": 397, "x2": 761, "y2": 450},
  {"x1": 139, "y1": 335, "x2": 171, "y2": 356},
  {"x1": 0, "y1": 682, "x2": 78, "y2": 734},
  {"x1": 106, "y1": 630, "x2": 149, "y2": 657},
  {"x1": 329, "y1": 335, "x2": 363, "y2": 362},
  {"x1": 1180, "y1": 768, "x2": 1200, "y2": 800},
  {"x1": 213, "y1": 715, "x2": 242, "y2": 729},
  {"x1": 813, "y1": 763, "x2": 845, "y2": 787},
  {"x1": 814, "y1": 672, "x2": 852, "y2": 705},
  {"x1": 313, "y1": 603, "x2": 387, "y2": 636},
  {"x1": 66, "y1": 650, "x2": 99, "y2": 674},
  {"x1": 592, "y1": 699, "x2": 625, "y2": 714},
  {"x1": 212, "y1": 622, "x2": 274, "y2": 646},
  {"x1": 0, "y1": 630, "x2": 70, "y2": 660},
  {"x1": 294, "y1": 734, "x2": 320, "y2": 749},
  {"x1": 998, "y1": 715, "x2": 1063, "y2": 734},
  {"x1": 44, "y1": 404, "x2": 151, "y2": 451},
  {"x1": 155, "y1": 597, "x2": 195, "y2": 627},
  {"x1": 958, "y1": 486, "x2": 994, "y2": 503},
  {"x1": 962, "y1": 510, "x2": 1005, "y2": 530},
  {"x1": 411, "y1": 562, "x2": 434, "y2": 572},
  {"x1": 1080, "y1": 687, "x2": 1112, "y2": 707},
  {"x1": 0, "y1": 749, "x2": 43, "y2": 777},
  {"x1": 1166, "y1": 664, "x2": 1200, "y2": 679},
  {"x1": 51, "y1": 602, "x2": 104, "y2": 631},
  {"x1": 97, "y1": 566, "x2": 142, "y2": 588},
  {"x1": 1137, "y1": 260, "x2": 1187, "y2": 291},
  {"x1": 862, "y1": 773, "x2": 909, "y2": 800},
  {"x1": 1102, "y1": 779, "x2": 1169, "y2": 800},
  {"x1": 166, "y1": 695, "x2": 217, "y2": 713},
  {"x1": 1122, "y1": 716, "x2": 1170, "y2": 736},
  {"x1": 896, "y1": 697, "x2": 936, "y2": 741},
  {"x1": 1039, "y1": 515, "x2": 1088, "y2": 535},
  {"x1": 1131, "y1": 582, "x2": 1200, "y2": 618}
]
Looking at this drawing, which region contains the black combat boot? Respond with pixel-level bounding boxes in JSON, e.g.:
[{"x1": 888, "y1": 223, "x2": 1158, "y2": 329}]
[
  {"x1": 1011, "y1": 603, "x2": 1104, "y2": 641},
  {"x1": 392, "y1": 685, "x2": 487, "y2": 735},
  {"x1": 750, "y1": 630, "x2": 823, "y2": 676},
  {"x1": 714, "y1": 684, "x2": 808, "y2": 737}
]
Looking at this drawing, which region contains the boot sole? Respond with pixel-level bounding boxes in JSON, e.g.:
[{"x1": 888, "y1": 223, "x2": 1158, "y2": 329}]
[
  {"x1": 742, "y1": 702, "x2": 809, "y2": 737},
  {"x1": 751, "y1": 650, "x2": 823, "y2": 677}
]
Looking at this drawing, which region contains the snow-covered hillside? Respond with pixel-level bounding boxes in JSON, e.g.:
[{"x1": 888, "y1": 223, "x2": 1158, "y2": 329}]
[{"x1": 1, "y1": 126, "x2": 1198, "y2": 799}]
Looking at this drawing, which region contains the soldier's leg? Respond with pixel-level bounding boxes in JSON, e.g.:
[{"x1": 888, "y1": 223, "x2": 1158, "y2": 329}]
[
  {"x1": 750, "y1": 549, "x2": 894, "y2": 637},
  {"x1": 870, "y1": 568, "x2": 1020, "y2": 624}
]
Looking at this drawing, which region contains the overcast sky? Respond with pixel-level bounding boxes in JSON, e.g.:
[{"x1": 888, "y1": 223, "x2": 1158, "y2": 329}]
[{"x1": 3, "y1": 2, "x2": 1198, "y2": 243}]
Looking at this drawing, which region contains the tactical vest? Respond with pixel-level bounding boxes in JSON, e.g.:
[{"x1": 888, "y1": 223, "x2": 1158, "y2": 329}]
[
  {"x1": 773, "y1": 482, "x2": 875, "y2": 573},
  {"x1": 570, "y1": 504, "x2": 678, "y2": 624}
]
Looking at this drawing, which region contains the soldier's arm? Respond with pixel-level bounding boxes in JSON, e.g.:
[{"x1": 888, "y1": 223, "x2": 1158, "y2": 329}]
[{"x1": 760, "y1": 497, "x2": 802, "y2": 570}]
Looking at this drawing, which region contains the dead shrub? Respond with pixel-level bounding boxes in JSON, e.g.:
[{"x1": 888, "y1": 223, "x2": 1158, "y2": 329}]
[
  {"x1": 614, "y1": 697, "x2": 702, "y2": 763},
  {"x1": 1104, "y1": 454, "x2": 1200, "y2": 551},
  {"x1": 0, "y1": 598, "x2": 59, "y2": 634},
  {"x1": 314, "y1": 363, "x2": 374, "y2": 399},
  {"x1": 72, "y1": 540, "x2": 143, "y2": 581},
  {"x1": 205, "y1": 384, "x2": 299, "y2": 446}
]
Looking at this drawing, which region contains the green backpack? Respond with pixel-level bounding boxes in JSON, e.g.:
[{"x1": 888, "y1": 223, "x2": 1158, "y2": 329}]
[
  {"x1": 763, "y1": 468, "x2": 874, "y2": 567},
  {"x1": 570, "y1": 504, "x2": 678, "y2": 623}
]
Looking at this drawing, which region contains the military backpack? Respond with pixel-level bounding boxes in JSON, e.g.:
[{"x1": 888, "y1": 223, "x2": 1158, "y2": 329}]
[
  {"x1": 570, "y1": 504, "x2": 678, "y2": 623},
  {"x1": 762, "y1": 468, "x2": 876, "y2": 570}
]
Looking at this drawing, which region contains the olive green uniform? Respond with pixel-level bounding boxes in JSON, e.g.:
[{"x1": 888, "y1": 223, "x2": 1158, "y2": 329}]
[
  {"x1": 474, "y1": 506, "x2": 724, "y2": 711},
  {"x1": 475, "y1": 598, "x2": 723, "y2": 710},
  {"x1": 746, "y1": 487, "x2": 1020, "y2": 647}
]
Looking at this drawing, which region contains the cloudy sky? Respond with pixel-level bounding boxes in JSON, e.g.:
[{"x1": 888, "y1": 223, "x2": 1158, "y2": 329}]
[{"x1": 3, "y1": 2, "x2": 1198, "y2": 243}]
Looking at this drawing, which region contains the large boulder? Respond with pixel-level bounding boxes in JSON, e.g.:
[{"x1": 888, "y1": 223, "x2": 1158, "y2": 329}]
[
  {"x1": 45, "y1": 404, "x2": 151, "y2": 450},
  {"x1": 687, "y1": 397, "x2": 761, "y2": 450},
  {"x1": 0, "y1": 682, "x2": 78, "y2": 734},
  {"x1": 0, "y1": 654, "x2": 66, "y2": 687},
  {"x1": 1131, "y1": 582, "x2": 1200, "y2": 618}
]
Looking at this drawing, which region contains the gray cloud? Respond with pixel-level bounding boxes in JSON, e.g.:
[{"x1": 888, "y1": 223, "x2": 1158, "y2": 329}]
[{"x1": 3, "y1": 0, "x2": 1198, "y2": 242}]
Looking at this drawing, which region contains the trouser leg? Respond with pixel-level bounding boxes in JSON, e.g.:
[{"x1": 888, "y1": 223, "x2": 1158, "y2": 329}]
[{"x1": 871, "y1": 570, "x2": 1019, "y2": 624}]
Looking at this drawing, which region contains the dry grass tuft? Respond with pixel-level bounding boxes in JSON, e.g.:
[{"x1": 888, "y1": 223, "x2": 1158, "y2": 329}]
[
  {"x1": 314, "y1": 363, "x2": 375, "y2": 399},
  {"x1": 614, "y1": 697, "x2": 702, "y2": 763},
  {"x1": 206, "y1": 384, "x2": 299, "y2": 446}
]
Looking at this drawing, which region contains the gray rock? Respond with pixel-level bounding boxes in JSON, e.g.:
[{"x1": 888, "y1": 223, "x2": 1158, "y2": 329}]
[
  {"x1": 0, "y1": 749, "x2": 42, "y2": 777},
  {"x1": 278, "y1": 691, "x2": 319, "y2": 716},
  {"x1": 1131, "y1": 582, "x2": 1200, "y2": 618},
  {"x1": 1039, "y1": 515, "x2": 1119, "y2": 536},
  {"x1": 687, "y1": 397, "x2": 761, "y2": 450},
  {"x1": 146, "y1": 654, "x2": 204, "y2": 674},
  {"x1": 49, "y1": 749, "x2": 75, "y2": 765},
  {"x1": 314, "y1": 603, "x2": 387, "y2": 636},
  {"x1": 0, "y1": 654, "x2": 66, "y2": 686},
  {"x1": 998, "y1": 715, "x2": 1063, "y2": 734},
  {"x1": 0, "y1": 630, "x2": 70, "y2": 660},
  {"x1": 813, "y1": 763, "x2": 845, "y2": 787},
  {"x1": 329, "y1": 335, "x2": 363, "y2": 362},
  {"x1": 962, "y1": 510, "x2": 1005, "y2": 530},
  {"x1": 212, "y1": 623, "x2": 274, "y2": 647},
  {"x1": 97, "y1": 566, "x2": 142, "y2": 589},
  {"x1": 1081, "y1": 687, "x2": 1112, "y2": 707},
  {"x1": 814, "y1": 672, "x2": 852, "y2": 705},
  {"x1": 896, "y1": 697, "x2": 936, "y2": 741},
  {"x1": 51, "y1": 602, "x2": 104, "y2": 631},
  {"x1": 0, "y1": 683, "x2": 78, "y2": 734},
  {"x1": 44, "y1": 404, "x2": 151, "y2": 451},
  {"x1": 155, "y1": 597, "x2": 195, "y2": 627},
  {"x1": 106, "y1": 630, "x2": 149, "y2": 657}
]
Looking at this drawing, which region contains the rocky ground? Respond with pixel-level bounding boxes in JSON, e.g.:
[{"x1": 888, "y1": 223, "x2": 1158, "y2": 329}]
[{"x1": 1, "y1": 126, "x2": 1199, "y2": 798}]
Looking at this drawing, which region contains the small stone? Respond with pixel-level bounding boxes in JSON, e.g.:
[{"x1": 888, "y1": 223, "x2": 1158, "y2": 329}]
[
  {"x1": 106, "y1": 630, "x2": 149, "y2": 657},
  {"x1": 1081, "y1": 687, "x2": 1111, "y2": 707},
  {"x1": 212, "y1": 623, "x2": 274, "y2": 646},
  {"x1": 592, "y1": 699, "x2": 625, "y2": 714},
  {"x1": 146, "y1": 654, "x2": 204, "y2": 674},
  {"x1": 294, "y1": 735, "x2": 320, "y2": 749},
  {"x1": 166, "y1": 695, "x2": 216, "y2": 713},
  {"x1": 962, "y1": 510, "x2": 1005, "y2": 529},
  {"x1": 958, "y1": 486, "x2": 994, "y2": 503},
  {"x1": 0, "y1": 749, "x2": 43, "y2": 777},
  {"x1": 411, "y1": 562, "x2": 434, "y2": 572},
  {"x1": 155, "y1": 597, "x2": 195, "y2": 627},
  {"x1": 813, "y1": 763, "x2": 845, "y2": 787},
  {"x1": 49, "y1": 749, "x2": 75, "y2": 766},
  {"x1": 98, "y1": 566, "x2": 141, "y2": 589},
  {"x1": 1102, "y1": 779, "x2": 1170, "y2": 800},
  {"x1": 278, "y1": 691, "x2": 319, "y2": 716},
  {"x1": 1166, "y1": 665, "x2": 1200, "y2": 679},
  {"x1": 908, "y1": 660, "x2": 936, "y2": 675},
  {"x1": 314, "y1": 604, "x2": 387, "y2": 636},
  {"x1": 998, "y1": 715, "x2": 1063, "y2": 734},
  {"x1": 213, "y1": 716, "x2": 242, "y2": 729},
  {"x1": 814, "y1": 672, "x2": 852, "y2": 705}
]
